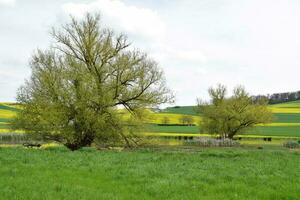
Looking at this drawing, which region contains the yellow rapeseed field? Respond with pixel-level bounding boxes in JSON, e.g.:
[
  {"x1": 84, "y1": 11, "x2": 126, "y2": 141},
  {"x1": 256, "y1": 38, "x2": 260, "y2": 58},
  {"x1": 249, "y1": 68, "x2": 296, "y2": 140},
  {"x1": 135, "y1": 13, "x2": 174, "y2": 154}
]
[
  {"x1": 0, "y1": 110, "x2": 16, "y2": 119},
  {"x1": 257, "y1": 123, "x2": 300, "y2": 126},
  {"x1": 269, "y1": 107, "x2": 300, "y2": 113}
]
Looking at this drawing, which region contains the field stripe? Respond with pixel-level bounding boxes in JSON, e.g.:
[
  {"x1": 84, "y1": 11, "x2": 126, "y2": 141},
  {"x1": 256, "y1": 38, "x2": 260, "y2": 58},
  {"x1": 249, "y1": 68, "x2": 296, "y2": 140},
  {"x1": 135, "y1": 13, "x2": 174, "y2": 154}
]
[
  {"x1": 257, "y1": 123, "x2": 300, "y2": 126},
  {"x1": 269, "y1": 107, "x2": 300, "y2": 113},
  {"x1": 143, "y1": 132, "x2": 300, "y2": 139}
]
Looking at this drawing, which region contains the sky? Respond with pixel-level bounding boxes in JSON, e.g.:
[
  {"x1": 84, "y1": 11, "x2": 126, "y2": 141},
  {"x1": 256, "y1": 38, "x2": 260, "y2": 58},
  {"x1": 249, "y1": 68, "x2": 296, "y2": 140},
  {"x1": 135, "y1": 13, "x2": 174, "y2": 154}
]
[{"x1": 1, "y1": 0, "x2": 300, "y2": 105}]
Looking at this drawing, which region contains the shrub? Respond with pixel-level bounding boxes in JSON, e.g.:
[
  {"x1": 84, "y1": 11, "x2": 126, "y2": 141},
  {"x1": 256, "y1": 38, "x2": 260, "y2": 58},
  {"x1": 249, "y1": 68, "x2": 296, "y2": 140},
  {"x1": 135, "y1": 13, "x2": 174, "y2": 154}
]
[
  {"x1": 283, "y1": 141, "x2": 300, "y2": 149},
  {"x1": 186, "y1": 138, "x2": 240, "y2": 147},
  {"x1": 0, "y1": 133, "x2": 31, "y2": 144}
]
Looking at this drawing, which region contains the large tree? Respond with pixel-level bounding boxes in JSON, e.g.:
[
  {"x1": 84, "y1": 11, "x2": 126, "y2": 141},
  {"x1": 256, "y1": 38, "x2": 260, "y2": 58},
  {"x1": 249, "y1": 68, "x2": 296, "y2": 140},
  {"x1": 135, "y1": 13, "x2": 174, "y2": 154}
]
[
  {"x1": 198, "y1": 84, "x2": 272, "y2": 139},
  {"x1": 12, "y1": 14, "x2": 173, "y2": 150}
]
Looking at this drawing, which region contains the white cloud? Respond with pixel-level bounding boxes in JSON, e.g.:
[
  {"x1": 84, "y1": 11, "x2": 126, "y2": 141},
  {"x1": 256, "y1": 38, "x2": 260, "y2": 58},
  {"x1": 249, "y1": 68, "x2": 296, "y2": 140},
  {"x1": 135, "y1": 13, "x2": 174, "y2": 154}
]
[
  {"x1": 62, "y1": 0, "x2": 166, "y2": 41},
  {"x1": 175, "y1": 50, "x2": 207, "y2": 63},
  {"x1": 3, "y1": 0, "x2": 300, "y2": 105},
  {"x1": 0, "y1": 0, "x2": 15, "y2": 6}
]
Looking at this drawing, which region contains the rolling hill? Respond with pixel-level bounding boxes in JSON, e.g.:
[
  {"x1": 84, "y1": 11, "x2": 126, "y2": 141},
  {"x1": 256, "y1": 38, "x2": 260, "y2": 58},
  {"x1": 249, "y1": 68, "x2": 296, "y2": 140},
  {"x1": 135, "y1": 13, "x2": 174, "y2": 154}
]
[
  {"x1": 1, "y1": 101, "x2": 300, "y2": 137},
  {"x1": 0, "y1": 103, "x2": 19, "y2": 133}
]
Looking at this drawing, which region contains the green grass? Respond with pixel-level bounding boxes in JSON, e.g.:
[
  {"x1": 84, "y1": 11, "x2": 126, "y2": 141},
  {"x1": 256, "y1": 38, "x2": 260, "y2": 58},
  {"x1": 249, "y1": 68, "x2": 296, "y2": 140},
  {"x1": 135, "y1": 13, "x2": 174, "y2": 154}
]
[
  {"x1": 245, "y1": 126, "x2": 300, "y2": 137},
  {"x1": 0, "y1": 118, "x2": 12, "y2": 123},
  {"x1": 273, "y1": 113, "x2": 300, "y2": 123},
  {"x1": 0, "y1": 147, "x2": 299, "y2": 200},
  {"x1": 0, "y1": 123, "x2": 12, "y2": 129},
  {"x1": 0, "y1": 104, "x2": 20, "y2": 112}
]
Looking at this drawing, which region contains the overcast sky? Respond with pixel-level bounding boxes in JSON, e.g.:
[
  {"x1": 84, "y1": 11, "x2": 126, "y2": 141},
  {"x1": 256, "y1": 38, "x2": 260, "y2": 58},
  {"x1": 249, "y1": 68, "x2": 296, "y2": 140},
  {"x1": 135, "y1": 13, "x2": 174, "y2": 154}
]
[{"x1": 1, "y1": 0, "x2": 300, "y2": 105}]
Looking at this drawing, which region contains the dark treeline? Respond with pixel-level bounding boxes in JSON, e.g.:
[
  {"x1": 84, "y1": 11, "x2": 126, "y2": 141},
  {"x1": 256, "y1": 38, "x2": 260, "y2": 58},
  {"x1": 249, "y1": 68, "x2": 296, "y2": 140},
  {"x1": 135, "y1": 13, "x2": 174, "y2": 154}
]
[{"x1": 252, "y1": 91, "x2": 300, "y2": 104}]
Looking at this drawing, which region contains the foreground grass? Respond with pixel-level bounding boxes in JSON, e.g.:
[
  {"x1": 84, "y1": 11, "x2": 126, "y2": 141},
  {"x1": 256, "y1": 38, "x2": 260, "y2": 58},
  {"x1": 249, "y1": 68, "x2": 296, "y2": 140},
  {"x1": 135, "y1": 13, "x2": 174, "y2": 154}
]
[{"x1": 0, "y1": 147, "x2": 299, "y2": 200}]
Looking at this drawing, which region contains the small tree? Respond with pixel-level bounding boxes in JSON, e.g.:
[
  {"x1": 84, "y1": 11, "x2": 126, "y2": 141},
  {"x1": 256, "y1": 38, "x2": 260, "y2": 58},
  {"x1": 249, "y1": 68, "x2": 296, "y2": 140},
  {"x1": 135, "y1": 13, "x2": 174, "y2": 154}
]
[
  {"x1": 198, "y1": 84, "x2": 272, "y2": 139},
  {"x1": 12, "y1": 14, "x2": 173, "y2": 150},
  {"x1": 162, "y1": 116, "x2": 170, "y2": 125},
  {"x1": 179, "y1": 115, "x2": 194, "y2": 126}
]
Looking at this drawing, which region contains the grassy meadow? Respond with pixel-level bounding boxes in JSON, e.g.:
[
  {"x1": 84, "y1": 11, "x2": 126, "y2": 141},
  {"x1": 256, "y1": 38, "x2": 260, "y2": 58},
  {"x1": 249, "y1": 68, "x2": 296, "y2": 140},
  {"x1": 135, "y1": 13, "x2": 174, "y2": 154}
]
[
  {"x1": 1, "y1": 101, "x2": 300, "y2": 200},
  {"x1": 2, "y1": 6, "x2": 300, "y2": 200},
  {"x1": 0, "y1": 146, "x2": 299, "y2": 200}
]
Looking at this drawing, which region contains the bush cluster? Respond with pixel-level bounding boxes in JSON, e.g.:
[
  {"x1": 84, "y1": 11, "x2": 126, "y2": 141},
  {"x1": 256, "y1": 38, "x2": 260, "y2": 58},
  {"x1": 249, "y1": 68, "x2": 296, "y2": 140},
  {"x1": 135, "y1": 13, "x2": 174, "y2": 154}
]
[
  {"x1": 283, "y1": 141, "x2": 300, "y2": 149},
  {"x1": 0, "y1": 133, "x2": 30, "y2": 144},
  {"x1": 187, "y1": 138, "x2": 240, "y2": 147}
]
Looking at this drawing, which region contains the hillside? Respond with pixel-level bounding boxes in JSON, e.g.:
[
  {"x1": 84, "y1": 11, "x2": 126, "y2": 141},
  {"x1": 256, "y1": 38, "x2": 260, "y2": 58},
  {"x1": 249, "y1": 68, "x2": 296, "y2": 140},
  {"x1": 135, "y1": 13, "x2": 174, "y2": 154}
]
[
  {"x1": 161, "y1": 106, "x2": 198, "y2": 115},
  {"x1": 162, "y1": 101, "x2": 300, "y2": 117},
  {"x1": 154, "y1": 102, "x2": 300, "y2": 137},
  {"x1": 269, "y1": 100, "x2": 300, "y2": 108},
  {"x1": 0, "y1": 103, "x2": 19, "y2": 132},
  {"x1": 1, "y1": 101, "x2": 300, "y2": 137}
]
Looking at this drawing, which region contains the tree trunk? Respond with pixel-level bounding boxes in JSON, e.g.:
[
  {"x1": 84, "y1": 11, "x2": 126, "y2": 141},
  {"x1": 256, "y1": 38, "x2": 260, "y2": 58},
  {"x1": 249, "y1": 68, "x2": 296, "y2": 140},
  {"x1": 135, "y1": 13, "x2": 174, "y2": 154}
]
[
  {"x1": 65, "y1": 133, "x2": 95, "y2": 151},
  {"x1": 228, "y1": 132, "x2": 236, "y2": 139}
]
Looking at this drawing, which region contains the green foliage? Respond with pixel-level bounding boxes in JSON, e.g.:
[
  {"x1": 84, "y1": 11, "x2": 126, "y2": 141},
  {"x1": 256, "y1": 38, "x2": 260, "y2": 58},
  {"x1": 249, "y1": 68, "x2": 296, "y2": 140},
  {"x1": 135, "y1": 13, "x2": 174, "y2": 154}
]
[
  {"x1": 198, "y1": 84, "x2": 273, "y2": 138},
  {"x1": 3, "y1": 99, "x2": 300, "y2": 139},
  {"x1": 179, "y1": 115, "x2": 195, "y2": 125},
  {"x1": 12, "y1": 14, "x2": 173, "y2": 150},
  {"x1": 0, "y1": 147, "x2": 299, "y2": 199}
]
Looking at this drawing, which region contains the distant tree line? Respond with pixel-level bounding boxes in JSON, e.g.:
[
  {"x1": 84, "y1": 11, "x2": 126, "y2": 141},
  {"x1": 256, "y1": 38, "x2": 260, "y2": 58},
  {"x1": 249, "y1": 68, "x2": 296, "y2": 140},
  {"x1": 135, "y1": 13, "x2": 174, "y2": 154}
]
[{"x1": 252, "y1": 91, "x2": 300, "y2": 104}]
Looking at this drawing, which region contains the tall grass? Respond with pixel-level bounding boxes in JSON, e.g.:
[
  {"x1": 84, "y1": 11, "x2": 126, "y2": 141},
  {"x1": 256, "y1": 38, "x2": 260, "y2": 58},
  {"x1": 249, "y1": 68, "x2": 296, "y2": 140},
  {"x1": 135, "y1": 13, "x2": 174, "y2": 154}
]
[{"x1": 0, "y1": 147, "x2": 299, "y2": 200}]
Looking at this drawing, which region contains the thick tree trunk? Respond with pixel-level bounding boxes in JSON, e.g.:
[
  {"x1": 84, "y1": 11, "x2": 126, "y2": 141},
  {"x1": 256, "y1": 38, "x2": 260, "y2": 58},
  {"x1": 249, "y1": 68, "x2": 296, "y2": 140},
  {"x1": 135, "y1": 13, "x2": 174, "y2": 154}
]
[
  {"x1": 65, "y1": 133, "x2": 95, "y2": 151},
  {"x1": 228, "y1": 132, "x2": 236, "y2": 139}
]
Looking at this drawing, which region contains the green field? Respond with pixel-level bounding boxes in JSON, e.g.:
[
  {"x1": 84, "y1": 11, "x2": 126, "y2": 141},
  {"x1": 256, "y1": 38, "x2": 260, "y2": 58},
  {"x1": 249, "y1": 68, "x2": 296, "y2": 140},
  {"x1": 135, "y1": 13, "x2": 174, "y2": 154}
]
[
  {"x1": 0, "y1": 147, "x2": 299, "y2": 200},
  {"x1": 149, "y1": 124, "x2": 300, "y2": 137},
  {"x1": 2, "y1": 101, "x2": 300, "y2": 138},
  {"x1": 149, "y1": 124, "x2": 200, "y2": 134},
  {"x1": 245, "y1": 126, "x2": 300, "y2": 137},
  {"x1": 273, "y1": 113, "x2": 300, "y2": 123},
  {"x1": 270, "y1": 100, "x2": 300, "y2": 108},
  {"x1": 156, "y1": 102, "x2": 300, "y2": 138},
  {"x1": 161, "y1": 106, "x2": 198, "y2": 115},
  {"x1": 0, "y1": 118, "x2": 12, "y2": 123},
  {"x1": 0, "y1": 103, "x2": 17, "y2": 120},
  {"x1": 0, "y1": 123, "x2": 11, "y2": 129}
]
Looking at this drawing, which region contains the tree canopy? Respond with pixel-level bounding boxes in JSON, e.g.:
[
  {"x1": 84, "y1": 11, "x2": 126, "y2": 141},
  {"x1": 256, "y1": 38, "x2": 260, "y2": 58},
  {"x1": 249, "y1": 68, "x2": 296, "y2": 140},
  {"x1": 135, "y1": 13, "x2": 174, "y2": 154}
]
[
  {"x1": 198, "y1": 84, "x2": 273, "y2": 139},
  {"x1": 12, "y1": 14, "x2": 173, "y2": 150}
]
